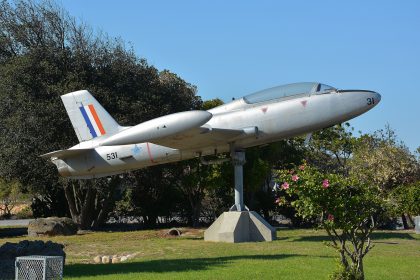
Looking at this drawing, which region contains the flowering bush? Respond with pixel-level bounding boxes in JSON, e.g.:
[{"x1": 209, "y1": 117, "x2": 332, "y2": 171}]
[{"x1": 274, "y1": 163, "x2": 385, "y2": 280}]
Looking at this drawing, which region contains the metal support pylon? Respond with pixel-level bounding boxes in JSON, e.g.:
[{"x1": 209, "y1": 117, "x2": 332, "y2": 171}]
[
  {"x1": 205, "y1": 147, "x2": 276, "y2": 242},
  {"x1": 229, "y1": 150, "x2": 248, "y2": 212}
]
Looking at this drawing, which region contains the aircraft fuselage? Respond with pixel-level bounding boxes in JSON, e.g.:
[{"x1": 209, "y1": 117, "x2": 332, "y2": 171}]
[{"x1": 48, "y1": 84, "x2": 381, "y2": 179}]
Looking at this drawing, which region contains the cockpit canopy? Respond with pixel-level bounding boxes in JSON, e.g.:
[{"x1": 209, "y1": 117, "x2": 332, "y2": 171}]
[{"x1": 243, "y1": 82, "x2": 336, "y2": 104}]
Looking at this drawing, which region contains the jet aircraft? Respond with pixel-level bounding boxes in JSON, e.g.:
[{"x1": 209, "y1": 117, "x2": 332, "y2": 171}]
[{"x1": 42, "y1": 82, "x2": 381, "y2": 179}]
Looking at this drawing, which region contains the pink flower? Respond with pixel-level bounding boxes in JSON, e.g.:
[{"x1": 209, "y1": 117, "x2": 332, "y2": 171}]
[
  {"x1": 292, "y1": 175, "x2": 299, "y2": 182},
  {"x1": 275, "y1": 197, "x2": 286, "y2": 206},
  {"x1": 299, "y1": 165, "x2": 305, "y2": 171},
  {"x1": 322, "y1": 179, "x2": 329, "y2": 189},
  {"x1": 327, "y1": 214, "x2": 334, "y2": 221},
  {"x1": 281, "y1": 182, "x2": 290, "y2": 190}
]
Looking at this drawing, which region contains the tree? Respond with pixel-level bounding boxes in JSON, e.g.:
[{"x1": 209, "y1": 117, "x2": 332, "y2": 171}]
[
  {"x1": 275, "y1": 164, "x2": 385, "y2": 280},
  {"x1": 349, "y1": 126, "x2": 419, "y2": 228},
  {"x1": 173, "y1": 159, "x2": 223, "y2": 227},
  {"x1": 243, "y1": 140, "x2": 305, "y2": 219},
  {"x1": 350, "y1": 126, "x2": 419, "y2": 192},
  {"x1": 62, "y1": 177, "x2": 122, "y2": 229},
  {"x1": 390, "y1": 182, "x2": 420, "y2": 226},
  {"x1": 0, "y1": 179, "x2": 26, "y2": 218},
  {"x1": 307, "y1": 123, "x2": 356, "y2": 175},
  {"x1": 163, "y1": 99, "x2": 226, "y2": 227},
  {"x1": 202, "y1": 98, "x2": 224, "y2": 110},
  {"x1": 0, "y1": 0, "x2": 202, "y2": 228}
]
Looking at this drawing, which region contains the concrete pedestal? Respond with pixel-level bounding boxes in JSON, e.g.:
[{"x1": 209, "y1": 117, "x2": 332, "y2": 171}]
[
  {"x1": 204, "y1": 211, "x2": 276, "y2": 242},
  {"x1": 415, "y1": 216, "x2": 420, "y2": 234}
]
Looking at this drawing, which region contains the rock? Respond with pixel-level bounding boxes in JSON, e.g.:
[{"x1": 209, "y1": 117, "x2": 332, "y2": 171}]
[
  {"x1": 0, "y1": 240, "x2": 65, "y2": 280},
  {"x1": 28, "y1": 217, "x2": 78, "y2": 237},
  {"x1": 120, "y1": 256, "x2": 128, "y2": 262},
  {"x1": 93, "y1": 255, "x2": 102, "y2": 263},
  {"x1": 167, "y1": 228, "x2": 182, "y2": 236},
  {"x1": 101, "y1": 256, "x2": 111, "y2": 264},
  {"x1": 111, "y1": 257, "x2": 120, "y2": 263}
]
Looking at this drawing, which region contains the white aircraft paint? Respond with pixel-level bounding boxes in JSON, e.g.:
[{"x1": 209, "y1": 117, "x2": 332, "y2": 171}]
[{"x1": 42, "y1": 82, "x2": 381, "y2": 179}]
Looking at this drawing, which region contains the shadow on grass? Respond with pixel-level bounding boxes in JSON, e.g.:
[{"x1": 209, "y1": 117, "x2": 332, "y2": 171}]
[
  {"x1": 293, "y1": 235, "x2": 330, "y2": 242},
  {"x1": 0, "y1": 227, "x2": 27, "y2": 238},
  {"x1": 292, "y1": 231, "x2": 416, "y2": 242},
  {"x1": 371, "y1": 232, "x2": 416, "y2": 240},
  {"x1": 65, "y1": 254, "x2": 301, "y2": 277}
]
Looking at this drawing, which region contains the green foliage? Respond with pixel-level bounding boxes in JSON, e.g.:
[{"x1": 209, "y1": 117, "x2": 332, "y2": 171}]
[
  {"x1": 243, "y1": 140, "x2": 306, "y2": 216},
  {"x1": 173, "y1": 159, "x2": 225, "y2": 227},
  {"x1": 202, "y1": 98, "x2": 224, "y2": 110},
  {"x1": 15, "y1": 205, "x2": 33, "y2": 219},
  {"x1": 330, "y1": 261, "x2": 362, "y2": 280},
  {"x1": 275, "y1": 165, "x2": 382, "y2": 230},
  {"x1": 349, "y1": 126, "x2": 419, "y2": 192},
  {"x1": 123, "y1": 166, "x2": 184, "y2": 227},
  {"x1": 390, "y1": 182, "x2": 420, "y2": 217},
  {"x1": 0, "y1": 0, "x2": 201, "y2": 226},
  {"x1": 113, "y1": 188, "x2": 137, "y2": 219},
  {"x1": 0, "y1": 178, "x2": 27, "y2": 217},
  {"x1": 275, "y1": 164, "x2": 385, "y2": 280},
  {"x1": 307, "y1": 123, "x2": 356, "y2": 174},
  {"x1": 306, "y1": 124, "x2": 419, "y2": 230}
]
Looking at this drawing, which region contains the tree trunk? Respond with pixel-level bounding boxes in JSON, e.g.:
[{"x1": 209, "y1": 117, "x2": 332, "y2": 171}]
[
  {"x1": 79, "y1": 184, "x2": 96, "y2": 229},
  {"x1": 356, "y1": 256, "x2": 364, "y2": 280},
  {"x1": 63, "y1": 182, "x2": 79, "y2": 224},
  {"x1": 144, "y1": 215, "x2": 157, "y2": 228},
  {"x1": 339, "y1": 242, "x2": 349, "y2": 270},
  {"x1": 191, "y1": 202, "x2": 201, "y2": 228},
  {"x1": 63, "y1": 179, "x2": 117, "y2": 230},
  {"x1": 407, "y1": 215, "x2": 414, "y2": 228},
  {"x1": 92, "y1": 192, "x2": 112, "y2": 228},
  {"x1": 401, "y1": 214, "x2": 409, "y2": 229}
]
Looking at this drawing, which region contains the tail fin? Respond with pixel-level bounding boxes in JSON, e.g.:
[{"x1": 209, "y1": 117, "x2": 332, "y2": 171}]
[{"x1": 61, "y1": 90, "x2": 121, "y2": 142}]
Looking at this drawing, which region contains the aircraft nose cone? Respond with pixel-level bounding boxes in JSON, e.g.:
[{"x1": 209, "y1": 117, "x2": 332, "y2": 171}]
[
  {"x1": 366, "y1": 91, "x2": 381, "y2": 107},
  {"x1": 373, "y1": 92, "x2": 381, "y2": 104},
  {"x1": 340, "y1": 89, "x2": 381, "y2": 114}
]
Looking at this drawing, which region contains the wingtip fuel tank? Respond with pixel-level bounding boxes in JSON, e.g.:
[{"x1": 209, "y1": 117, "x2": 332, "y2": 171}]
[{"x1": 100, "y1": 110, "x2": 213, "y2": 146}]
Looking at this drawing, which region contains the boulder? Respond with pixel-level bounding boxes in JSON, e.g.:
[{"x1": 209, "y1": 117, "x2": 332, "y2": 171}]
[
  {"x1": 101, "y1": 256, "x2": 111, "y2": 264},
  {"x1": 93, "y1": 255, "x2": 102, "y2": 264},
  {"x1": 28, "y1": 217, "x2": 77, "y2": 237},
  {"x1": 0, "y1": 240, "x2": 65, "y2": 280}
]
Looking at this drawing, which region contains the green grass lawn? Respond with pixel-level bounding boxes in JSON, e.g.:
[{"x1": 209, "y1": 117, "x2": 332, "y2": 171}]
[{"x1": 1, "y1": 227, "x2": 419, "y2": 279}]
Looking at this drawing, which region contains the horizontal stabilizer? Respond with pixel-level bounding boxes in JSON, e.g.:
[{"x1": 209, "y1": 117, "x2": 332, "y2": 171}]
[{"x1": 40, "y1": 149, "x2": 92, "y2": 159}]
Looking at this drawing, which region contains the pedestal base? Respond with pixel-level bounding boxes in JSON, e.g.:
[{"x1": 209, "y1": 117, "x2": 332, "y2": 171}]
[{"x1": 204, "y1": 211, "x2": 276, "y2": 242}]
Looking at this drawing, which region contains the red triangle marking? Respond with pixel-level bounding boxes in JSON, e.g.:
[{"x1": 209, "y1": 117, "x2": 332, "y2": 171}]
[
  {"x1": 301, "y1": 100, "x2": 307, "y2": 107},
  {"x1": 261, "y1": 107, "x2": 268, "y2": 113}
]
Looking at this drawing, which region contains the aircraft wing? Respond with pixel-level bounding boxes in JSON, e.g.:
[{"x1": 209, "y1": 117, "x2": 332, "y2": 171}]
[
  {"x1": 150, "y1": 126, "x2": 249, "y2": 150},
  {"x1": 40, "y1": 149, "x2": 92, "y2": 159}
]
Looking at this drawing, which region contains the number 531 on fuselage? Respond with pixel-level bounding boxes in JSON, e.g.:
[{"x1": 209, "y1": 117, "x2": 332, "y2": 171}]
[{"x1": 41, "y1": 82, "x2": 381, "y2": 179}]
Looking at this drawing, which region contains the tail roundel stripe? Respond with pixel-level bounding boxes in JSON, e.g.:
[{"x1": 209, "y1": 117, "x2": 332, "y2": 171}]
[
  {"x1": 79, "y1": 106, "x2": 97, "y2": 138},
  {"x1": 88, "y1": 104, "x2": 106, "y2": 135},
  {"x1": 79, "y1": 104, "x2": 107, "y2": 138}
]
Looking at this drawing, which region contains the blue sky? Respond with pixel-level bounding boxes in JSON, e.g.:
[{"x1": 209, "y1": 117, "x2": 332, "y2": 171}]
[{"x1": 61, "y1": 0, "x2": 419, "y2": 151}]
